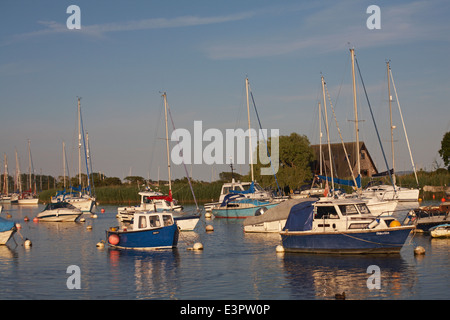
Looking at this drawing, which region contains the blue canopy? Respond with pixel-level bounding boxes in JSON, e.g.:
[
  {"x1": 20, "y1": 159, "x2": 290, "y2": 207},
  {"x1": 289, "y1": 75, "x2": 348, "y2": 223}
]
[
  {"x1": 318, "y1": 174, "x2": 361, "y2": 188},
  {"x1": 0, "y1": 217, "x2": 15, "y2": 233},
  {"x1": 283, "y1": 200, "x2": 316, "y2": 231},
  {"x1": 229, "y1": 181, "x2": 255, "y2": 195}
]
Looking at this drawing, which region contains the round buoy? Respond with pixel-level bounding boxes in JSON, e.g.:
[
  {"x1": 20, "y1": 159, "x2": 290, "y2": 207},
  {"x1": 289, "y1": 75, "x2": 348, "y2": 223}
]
[
  {"x1": 101, "y1": 208, "x2": 105, "y2": 213},
  {"x1": 205, "y1": 225, "x2": 214, "y2": 232},
  {"x1": 96, "y1": 240, "x2": 105, "y2": 248},
  {"x1": 193, "y1": 242, "x2": 204, "y2": 250},
  {"x1": 24, "y1": 239, "x2": 32, "y2": 247},
  {"x1": 442, "y1": 197, "x2": 446, "y2": 202},
  {"x1": 33, "y1": 217, "x2": 39, "y2": 223},
  {"x1": 80, "y1": 217, "x2": 86, "y2": 222},
  {"x1": 414, "y1": 246, "x2": 426, "y2": 255},
  {"x1": 86, "y1": 225, "x2": 93, "y2": 230},
  {"x1": 108, "y1": 234, "x2": 120, "y2": 245},
  {"x1": 204, "y1": 212, "x2": 212, "y2": 219},
  {"x1": 418, "y1": 198, "x2": 422, "y2": 202},
  {"x1": 16, "y1": 223, "x2": 22, "y2": 229},
  {"x1": 92, "y1": 214, "x2": 98, "y2": 219},
  {"x1": 6, "y1": 213, "x2": 11, "y2": 219},
  {"x1": 24, "y1": 216, "x2": 29, "y2": 222},
  {"x1": 389, "y1": 220, "x2": 401, "y2": 228},
  {"x1": 276, "y1": 245, "x2": 285, "y2": 253}
]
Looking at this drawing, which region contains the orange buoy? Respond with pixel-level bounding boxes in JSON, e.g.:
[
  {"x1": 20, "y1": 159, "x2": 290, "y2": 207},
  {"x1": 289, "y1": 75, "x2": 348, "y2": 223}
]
[
  {"x1": 442, "y1": 197, "x2": 446, "y2": 202},
  {"x1": 101, "y1": 208, "x2": 105, "y2": 213},
  {"x1": 33, "y1": 217, "x2": 39, "y2": 223},
  {"x1": 24, "y1": 216, "x2": 29, "y2": 222},
  {"x1": 389, "y1": 220, "x2": 401, "y2": 228},
  {"x1": 108, "y1": 234, "x2": 120, "y2": 245}
]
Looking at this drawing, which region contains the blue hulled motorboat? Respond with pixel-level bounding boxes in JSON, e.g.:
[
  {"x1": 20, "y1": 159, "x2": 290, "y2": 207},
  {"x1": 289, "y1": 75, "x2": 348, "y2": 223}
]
[
  {"x1": 280, "y1": 198, "x2": 415, "y2": 254},
  {"x1": 106, "y1": 211, "x2": 179, "y2": 250}
]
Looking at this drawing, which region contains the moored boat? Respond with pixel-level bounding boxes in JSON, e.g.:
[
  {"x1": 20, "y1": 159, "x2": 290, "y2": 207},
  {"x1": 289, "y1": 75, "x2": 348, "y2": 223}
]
[
  {"x1": 212, "y1": 194, "x2": 279, "y2": 219},
  {"x1": 429, "y1": 224, "x2": 450, "y2": 238},
  {"x1": 0, "y1": 217, "x2": 16, "y2": 245},
  {"x1": 244, "y1": 198, "x2": 317, "y2": 233},
  {"x1": 36, "y1": 202, "x2": 83, "y2": 222},
  {"x1": 279, "y1": 197, "x2": 415, "y2": 254},
  {"x1": 408, "y1": 202, "x2": 450, "y2": 232},
  {"x1": 106, "y1": 211, "x2": 179, "y2": 250}
]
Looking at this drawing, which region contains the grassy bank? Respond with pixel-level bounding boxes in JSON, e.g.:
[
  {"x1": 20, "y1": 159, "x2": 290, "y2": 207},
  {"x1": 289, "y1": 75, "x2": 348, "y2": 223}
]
[
  {"x1": 39, "y1": 181, "x2": 224, "y2": 205},
  {"x1": 38, "y1": 170, "x2": 449, "y2": 205}
]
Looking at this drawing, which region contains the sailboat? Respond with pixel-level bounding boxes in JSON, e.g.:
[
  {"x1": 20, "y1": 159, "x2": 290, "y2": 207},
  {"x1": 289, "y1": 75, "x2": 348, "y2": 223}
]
[
  {"x1": 117, "y1": 92, "x2": 199, "y2": 231},
  {"x1": 0, "y1": 154, "x2": 12, "y2": 203},
  {"x1": 361, "y1": 61, "x2": 419, "y2": 202},
  {"x1": 18, "y1": 140, "x2": 39, "y2": 205},
  {"x1": 212, "y1": 78, "x2": 280, "y2": 218},
  {"x1": 317, "y1": 49, "x2": 398, "y2": 215},
  {"x1": 51, "y1": 98, "x2": 95, "y2": 212}
]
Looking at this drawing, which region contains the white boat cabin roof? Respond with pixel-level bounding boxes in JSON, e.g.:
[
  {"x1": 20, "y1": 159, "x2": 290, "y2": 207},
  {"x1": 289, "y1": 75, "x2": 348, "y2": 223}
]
[{"x1": 129, "y1": 212, "x2": 175, "y2": 231}]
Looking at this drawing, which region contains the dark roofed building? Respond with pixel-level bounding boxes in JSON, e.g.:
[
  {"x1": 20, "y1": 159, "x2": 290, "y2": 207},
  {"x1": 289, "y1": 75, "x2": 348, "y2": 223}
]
[{"x1": 311, "y1": 142, "x2": 378, "y2": 178}]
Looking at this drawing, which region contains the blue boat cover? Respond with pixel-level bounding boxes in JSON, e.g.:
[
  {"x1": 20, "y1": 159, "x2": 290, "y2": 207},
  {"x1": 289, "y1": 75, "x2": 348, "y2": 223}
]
[
  {"x1": 0, "y1": 217, "x2": 15, "y2": 232},
  {"x1": 283, "y1": 200, "x2": 316, "y2": 231},
  {"x1": 229, "y1": 181, "x2": 255, "y2": 195},
  {"x1": 318, "y1": 174, "x2": 361, "y2": 188}
]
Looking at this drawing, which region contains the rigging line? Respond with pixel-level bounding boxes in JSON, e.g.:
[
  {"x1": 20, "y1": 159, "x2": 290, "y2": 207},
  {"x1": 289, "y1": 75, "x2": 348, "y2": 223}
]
[
  {"x1": 79, "y1": 104, "x2": 94, "y2": 195},
  {"x1": 249, "y1": 89, "x2": 282, "y2": 195},
  {"x1": 165, "y1": 100, "x2": 200, "y2": 212},
  {"x1": 355, "y1": 57, "x2": 395, "y2": 191},
  {"x1": 324, "y1": 81, "x2": 359, "y2": 188},
  {"x1": 389, "y1": 68, "x2": 419, "y2": 188}
]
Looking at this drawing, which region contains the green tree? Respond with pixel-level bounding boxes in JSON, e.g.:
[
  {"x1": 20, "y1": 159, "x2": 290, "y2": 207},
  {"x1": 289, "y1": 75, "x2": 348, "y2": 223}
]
[
  {"x1": 253, "y1": 132, "x2": 315, "y2": 190},
  {"x1": 438, "y1": 131, "x2": 450, "y2": 170}
]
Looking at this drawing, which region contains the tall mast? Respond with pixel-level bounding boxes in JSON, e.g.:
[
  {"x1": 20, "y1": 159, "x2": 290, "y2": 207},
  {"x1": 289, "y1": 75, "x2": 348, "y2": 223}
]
[
  {"x1": 350, "y1": 48, "x2": 361, "y2": 188},
  {"x1": 63, "y1": 141, "x2": 66, "y2": 188},
  {"x1": 319, "y1": 101, "x2": 322, "y2": 177},
  {"x1": 3, "y1": 154, "x2": 8, "y2": 195},
  {"x1": 389, "y1": 67, "x2": 419, "y2": 188},
  {"x1": 27, "y1": 139, "x2": 31, "y2": 191},
  {"x1": 15, "y1": 149, "x2": 21, "y2": 193},
  {"x1": 321, "y1": 76, "x2": 334, "y2": 194},
  {"x1": 387, "y1": 61, "x2": 396, "y2": 185},
  {"x1": 77, "y1": 97, "x2": 82, "y2": 188},
  {"x1": 246, "y1": 78, "x2": 254, "y2": 182},
  {"x1": 162, "y1": 93, "x2": 172, "y2": 199}
]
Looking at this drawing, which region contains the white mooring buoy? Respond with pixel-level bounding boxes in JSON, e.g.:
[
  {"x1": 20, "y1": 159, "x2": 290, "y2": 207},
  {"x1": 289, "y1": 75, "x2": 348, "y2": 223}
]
[
  {"x1": 24, "y1": 239, "x2": 32, "y2": 247},
  {"x1": 414, "y1": 246, "x2": 426, "y2": 255},
  {"x1": 276, "y1": 245, "x2": 285, "y2": 253}
]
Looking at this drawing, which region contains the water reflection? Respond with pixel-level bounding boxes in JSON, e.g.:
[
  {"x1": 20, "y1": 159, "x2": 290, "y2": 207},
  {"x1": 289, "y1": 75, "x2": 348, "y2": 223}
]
[
  {"x1": 107, "y1": 249, "x2": 181, "y2": 299},
  {"x1": 281, "y1": 253, "x2": 416, "y2": 299}
]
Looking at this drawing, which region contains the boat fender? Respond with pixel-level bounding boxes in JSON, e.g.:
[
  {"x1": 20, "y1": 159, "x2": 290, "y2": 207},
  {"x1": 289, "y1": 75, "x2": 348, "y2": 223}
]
[
  {"x1": 108, "y1": 234, "x2": 120, "y2": 245},
  {"x1": 367, "y1": 219, "x2": 380, "y2": 229},
  {"x1": 255, "y1": 206, "x2": 268, "y2": 216}
]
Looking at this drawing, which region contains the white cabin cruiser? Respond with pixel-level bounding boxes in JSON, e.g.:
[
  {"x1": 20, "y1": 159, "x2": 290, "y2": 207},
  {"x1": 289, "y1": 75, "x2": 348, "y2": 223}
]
[{"x1": 36, "y1": 202, "x2": 83, "y2": 222}]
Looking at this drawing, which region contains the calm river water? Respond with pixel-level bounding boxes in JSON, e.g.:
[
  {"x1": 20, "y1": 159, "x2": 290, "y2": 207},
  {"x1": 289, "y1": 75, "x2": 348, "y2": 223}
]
[{"x1": 0, "y1": 201, "x2": 448, "y2": 301}]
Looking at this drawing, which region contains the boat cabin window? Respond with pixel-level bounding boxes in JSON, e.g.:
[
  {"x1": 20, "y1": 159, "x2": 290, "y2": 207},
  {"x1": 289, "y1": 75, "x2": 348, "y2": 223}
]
[
  {"x1": 149, "y1": 215, "x2": 161, "y2": 227},
  {"x1": 163, "y1": 215, "x2": 173, "y2": 226},
  {"x1": 315, "y1": 206, "x2": 339, "y2": 219},
  {"x1": 338, "y1": 204, "x2": 359, "y2": 216},
  {"x1": 356, "y1": 203, "x2": 370, "y2": 214},
  {"x1": 139, "y1": 216, "x2": 147, "y2": 228}
]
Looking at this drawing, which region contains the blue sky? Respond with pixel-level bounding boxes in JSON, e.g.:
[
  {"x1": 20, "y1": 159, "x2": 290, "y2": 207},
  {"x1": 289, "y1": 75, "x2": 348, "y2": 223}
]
[{"x1": 1, "y1": 0, "x2": 449, "y2": 183}]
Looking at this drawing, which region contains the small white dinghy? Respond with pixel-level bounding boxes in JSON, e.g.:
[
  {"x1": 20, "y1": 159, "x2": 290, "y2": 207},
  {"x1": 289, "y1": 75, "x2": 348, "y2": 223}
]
[
  {"x1": 36, "y1": 202, "x2": 82, "y2": 222},
  {"x1": 430, "y1": 224, "x2": 450, "y2": 238}
]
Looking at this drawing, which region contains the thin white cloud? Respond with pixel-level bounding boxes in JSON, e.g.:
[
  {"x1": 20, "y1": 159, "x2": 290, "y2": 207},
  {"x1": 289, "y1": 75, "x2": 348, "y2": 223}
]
[
  {"x1": 204, "y1": 0, "x2": 450, "y2": 60},
  {"x1": 3, "y1": 11, "x2": 256, "y2": 45}
]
